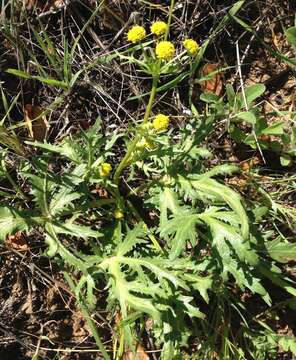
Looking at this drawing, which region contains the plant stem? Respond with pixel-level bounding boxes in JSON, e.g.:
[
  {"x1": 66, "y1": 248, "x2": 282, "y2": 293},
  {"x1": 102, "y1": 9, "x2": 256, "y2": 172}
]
[
  {"x1": 64, "y1": 272, "x2": 111, "y2": 360},
  {"x1": 1, "y1": 156, "x2": 28, "y2": 200},
  {"x1": 142, "y1": 75, "x2": 159, "y2": 126},
  {"x1": 80, "y1": 302, "x2": 111, "y2": 360},
  {"x1": 113, "y1": 75, "x2": 159, "y2": 186},
  {"x1": 165, "y1": 0, "x2": 175, "y2": 41}
]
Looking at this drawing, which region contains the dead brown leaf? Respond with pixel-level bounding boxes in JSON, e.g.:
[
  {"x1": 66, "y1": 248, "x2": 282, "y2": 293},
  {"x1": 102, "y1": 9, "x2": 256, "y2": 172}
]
[
  {"x1": 199, "y1": 63, "x2": 223, "y2": 96},
  {"x1": 91, "y1": 186, "x2": 109, "y2": 198},
  {"x1": 122, "y1": 343, "x2": 149, "y2": 360},
  {"x1": 24, "y1": 104, "x2": 48, "y2": 141},
  {"x1": 6, "y1": 232, "x2": 29, "y2": 252},
  {"x1": 240, "y1": 156, "x2": 261, "y2": 171}
]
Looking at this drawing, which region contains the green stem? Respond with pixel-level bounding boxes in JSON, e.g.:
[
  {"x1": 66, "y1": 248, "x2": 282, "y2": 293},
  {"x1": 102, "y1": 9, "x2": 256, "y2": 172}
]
[
  {"x1": 113, "y1": 75, "x2": 159, "y2": 186},
  {"x1": 64, "y1": 272, "x2": 111, "y2": 360},
  {"x1": 47, "y1": 223, "x2": 88, "y2": 273},
  {"x1": 80, "y1": 302, "x2": 111, "y2": 360},
  {"x1": 165, "y1": 0, "x2": 175, "y2": 41},
  {"x1": 1, "y1": 156, "x2": 28, "y2": 200},
  {"x1": 127, "y1": 179, "x2": 156, "y2": 197}
]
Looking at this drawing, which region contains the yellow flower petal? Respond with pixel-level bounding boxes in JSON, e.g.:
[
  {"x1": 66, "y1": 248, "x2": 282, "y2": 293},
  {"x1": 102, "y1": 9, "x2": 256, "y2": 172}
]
[
  {"x1": 183, "y1": 39, "x2": 199, "y2": 55},
  {"x1": 153, "y1": 114, "x2": 170, "y2": 131},
  {"x1": 127, "y1": 25, "x2": 146, "y2": 43},
  {"x1": 150, "y1": 21, "x2": 167, "y2": 36},
  {"x1": 155, "y1": 41, "x2": 175, "y2": 61},
  {"x1": 99, "y1": 162, "x2": 112, "y2": 177}
]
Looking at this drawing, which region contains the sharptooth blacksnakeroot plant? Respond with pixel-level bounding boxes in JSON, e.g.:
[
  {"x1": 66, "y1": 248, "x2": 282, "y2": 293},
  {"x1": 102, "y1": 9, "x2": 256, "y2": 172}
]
[{"x1": 1, "y1": 1, "x2": 296, "y2": 359}]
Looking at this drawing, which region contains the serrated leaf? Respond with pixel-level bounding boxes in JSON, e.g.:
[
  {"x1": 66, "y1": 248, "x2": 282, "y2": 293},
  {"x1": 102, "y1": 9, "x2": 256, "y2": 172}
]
[
  {"x1": 116, "y1": 223, "x2": 146, "y2": 256},
  {"x1": 160, "y1": 213, "x2": 199, "y2": 259},
  {"x1": 45, "y1": 232, "x2": 58, "y2": 257},
  {"x1": 124, "y1": 257, "x2": 188, "y2": 289},
  {"x1": 0, "y1": 207, "x2": 30, "y2": 242},
  {"x1": 52, "y1": 222, "x2": 102, "y2": 239},
  {"x1": 49, "y1": 192, "x2": 81, "y2": 216},
  {"x1": 107, "y1": 260, "x2": 161, "y2": 322},
  {"x1": 202, "y1": 164, "x2": 239, "y2": 178},
  {"x1": 265, "y1": 238, "x2": 296, "y2": 263},
  {"x1": 105, "y1": 131, "x2": 124, "y2": 150},
  {"x1": 259, "y1": 265, "x2": 296, "y2": 298},
  {"x1": 184, "y1": 274, "x2": 212, "y2": 303},
  {"x1": 26, "y1": 139, "x2": 82, "y2": 163},
  {"x1": 200, "y1": 213, "x2": 257, "y2": 265},
  {"x1": 44, "y1": 223, "x2": 88, "y2": 271},
  {"x1": 26, "y1": 173, "x2": 51, "y2": 215},
  {"x1": 25, "y1": 164, "x2": 85, "y2": 217},
  {"x1": 179, "y1": 176, "x2": 249, "y2": 239},
  {"x1": 48, "y1": 164, "x2": 86, "y2": 217},
  {"x1": 159, "y1": 187, "x2": 184, "y2": 228},
  {"x1": 179, "y1": 295, "x2": 204, "y2": 319},
  {"x1": 191, "y1": 207, "x2": 271, "y2": 303},
  {"x1": 48, "y1": 170, "x2": 85, "y2": 217}
]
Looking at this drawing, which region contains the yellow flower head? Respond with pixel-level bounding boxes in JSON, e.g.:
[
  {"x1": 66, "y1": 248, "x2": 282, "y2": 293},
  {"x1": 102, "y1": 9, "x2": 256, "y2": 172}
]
[
  {"x1": 183, "y1": 39, "x2": 199, "y2": 55},
  {"x1": 99, "y1": 162, "x2": 112, "y2": 177},
  {"x1": 155, "y1": 41, "x2": 175, "y2": 61},
  {"x1": 153, "y1": 114, "x2": 170, "y2": 131},
  {"x1": 114, "y1": 209, "x2": 124, "y2": 219},
  {"x1": 150, "y1": 21, "x2": 167, "y2": 36},
  {"x1": 127, "y1": 25, "x2": 146, "y2": 43}
]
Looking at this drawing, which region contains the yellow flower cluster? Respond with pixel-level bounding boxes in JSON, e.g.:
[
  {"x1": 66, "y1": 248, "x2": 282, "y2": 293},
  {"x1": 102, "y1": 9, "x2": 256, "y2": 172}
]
[
  {"x1": 183, "y1": 39, "x2": 199, "y2": 55},
  {"x1": 127, "y1": 25, "x2": 146, "y2": 43},
  {"x1": 155, "y1": 41, "x2": 175, "y2": 61},
  {"x1": 99, "y1": 162, "x2": 112, "y2": 177},
  {"x1": 127, "y1": 24, "x2": 199, "y2": 61},
  {"x1": 150, "y1": 21, "x2": 167, "y2": 36},
  {"x1": 153, "y1": 114, "x2": 170, "y2": 131}
]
